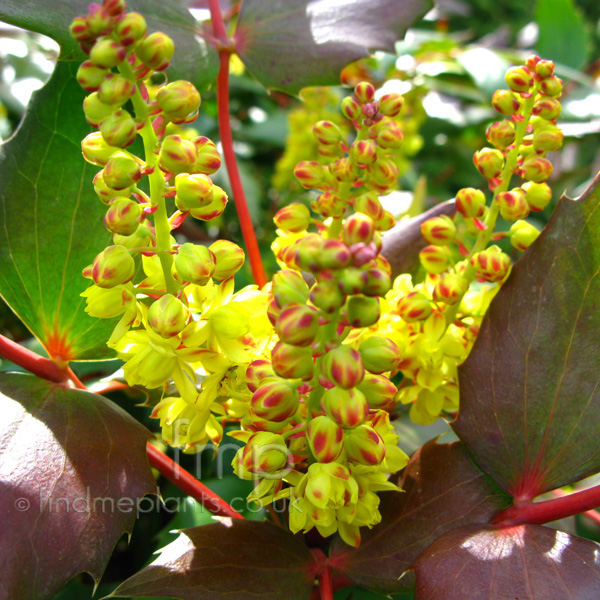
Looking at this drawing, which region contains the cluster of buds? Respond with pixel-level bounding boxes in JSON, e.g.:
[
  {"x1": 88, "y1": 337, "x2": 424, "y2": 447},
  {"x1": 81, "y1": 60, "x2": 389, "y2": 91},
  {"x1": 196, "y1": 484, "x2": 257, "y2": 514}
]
[{"x1": 74, "y1": 0, "x2": 273, "y2": 451}]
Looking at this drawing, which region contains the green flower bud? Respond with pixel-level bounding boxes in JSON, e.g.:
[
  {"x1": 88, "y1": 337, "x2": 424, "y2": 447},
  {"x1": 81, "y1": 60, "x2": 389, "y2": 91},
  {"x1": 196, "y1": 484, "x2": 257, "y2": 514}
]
[
  {"x1": 497, "y1": 188, "x2": 530, "y2": 221},
  {"x1": 309, "y1": 279, "x2": 345, "y2": 313},
  {"x1": 420, "y1": 215, "x2": 456, "y2": 246},
  {"x1": 345, "y1": 295, "x2": 380, "y2": 328},
  {"x1": 471, "y1": 246, "x2": 511, "y2": 283},
  {"x1": 505, "y1": 66, "x2": 533, "y2": 93},
  {"x1": 157, "y1": 80, "x2": 201, "y2": 124},
  {"x1": 510, "y1": 220, "x2": 540, "y2": 251},
  {"x1": 148, "y1": 294, "x2": 190, "y2": 337},
  {"x1": 492, "y1": 89, "x2": 521, "y2": 115},
  {"x1": 294, "y1": 160, "x2": 324, "y2": 189},
  {"x1": 358, "y1": 336, "x2": 399, "y2": 374},
  {"x1": 81, "y1": 282, "x2": 135, "y2": 319},
  {"x1": 246, "y1": 360, "x2": 276, "y2": 393},
  {"x1": 100, "y1": 109, "x2": 137, "y2": 148},
  {"x1": 313, "y1": 120, "x2": 342, "y2": 145},
  {"x1": 192, "y1": 136, "x2": 221, "y2": 174},
  {"x1": 307, "y1": 416, "x2": 344, "y2": 463},
  {"x1": 174, "y1": 173, "x2": 214, "y2": 212},
  {"x1": 93, "y1": 169, "x2": 131, "y2": 204},
  {"x1": 376, "y1": 121, "x2": 404, "y2": 149},
  {"x1": 97, "y1": 73, "x2": 136, "y2": 106},
  {"x1": 70, "y1": 16, "x2": 94, "y2": 43},
  {"x1": 533, "y1": 97, "x2": 561, "y2": 120},
  {"x1": 473, "y1": 147, "x2": 504, "y2": 179},
  {"x1": 486, "y1": 120, "x2": 516, "y2": 149},
  {"x1": 159, "y1": 134, "x2": 198, "y2": 174},
  {"x1": 103, "y1": 152, "x2": 142, "y2": 190},
  {"x1": 344, "y1": 424, "x2": 385, "y2": 466},
  {"x1": 83, "y1": 92, "x2": 115, "y2": 127},
  {"x1": 235, "y1": 432, "x2": 289, "y2": 478},
  {"x1": 521, "y1": 156, "x2": 553, "y2": 183},
  {"x1": 251, "y1": 378, "x2": 300, "y2": 422},
  {"x1": 540, "y1": 75, "x2": 563, "y2": 98},
  {"x1": 89, "y1": 36, "x2": 126, "y2": 69},
  {"x1": 368, "y1": 157, "x2": 399, "y2": 187},
  {"x1": 323, "y1": 345, "x2": 364, "y2": 389},
  {"x1": 274, "y1": 202, "x2": 310, "y2": 233},
  {"x1": 82, "y1": 131, "x2": 120, "y2": 166},
  {"x1": 357, "y1": 373, "x2": 397, "y2": 410},
  {"x1": 432, "y1": 273, "x2": 469, "y2": 305},
  {"x1": 173, "y1": 242, "x2": 216, "y2": 285},
  {"x1": 104, "y1": 198, "x2": 142, "y2": 235},
  {"x1": 114, "y1": 12, "x2": 147, "y2": 46},
  {"x1": 419, "y1": 245, "x2": 452, "y2": 274},
  {"x1": 523, "y1": 181, "x2": 552, "y2": 212},
  {"x1": 311, "y1": 191, "x2": 345, "y2": 218},
  {"x1": 323, "y1": 387, "x2": 368, "y2": 429},
  {"x1": 188, "y1": 185, "x2": 227, "y2": 221},
  {"x1": 363, "y1": 267, "x2": 391, "y2": 297},
  {"x1": 294, "y1": 234, "x2": 324, "y2": 272},
  {"x1": 397, "y1": 291, "x2": 432, "y2": 322},
  {"x1": 103, "y1": 0, "x2": 126, "y2": 18},
  {"x1": 455, "y1": 187, "x2": 486, "y2": 218},
  {"x1": 330, "y1": 157, "x2": 356, "y2": 183},
  {"x1": 337, "y1": 266, "x2": 368, "y2": 295},
  {"x1": 135, "y1": 31, "x2": 174, "y2": 71},
  {"x1": 271, "y1": 341, "x2": 314, "y2": 380},
  {"x1": 113, "y1": 218, "x2": 152, "y2": 248},
  {"x1": 87, "y1": 244, "x2": 135, "y2": 288},
  {"x1": 351, "y1": 139, "x2": 377, "y2": 166},
  {"x1": 275, "y1": 303, "x2": 319, "y2": 347},
  {"x1": 378, "y1": 93, "x2": 404, "y2": 117},
  {"x1": 343, "y1": 212, "x2": 375, "y2": 246},
  {"x1": 272, "y1": 270, "x2": 309, "y2": 308},
  {"x1": 210, "y1": 240, "x2": 245, "y2": 281},
  {"x1": 354, "y1": 82, "x2": 375, "y2": 104},
  {"x1": 87, "y1": 4, "x2": 112, "y2": 37},
  {"x1": 320, "y1": 239, "x2": 352, "y2": 270},
  {"x1": 535, "y1": 59, "x2": 555, "y2": 78},
  {"x1": 533, "y1": 124, "x2": 563, "y2": 153},
  {"x1": 77, "y1": 60, "x2": 110, "y2": 92}
]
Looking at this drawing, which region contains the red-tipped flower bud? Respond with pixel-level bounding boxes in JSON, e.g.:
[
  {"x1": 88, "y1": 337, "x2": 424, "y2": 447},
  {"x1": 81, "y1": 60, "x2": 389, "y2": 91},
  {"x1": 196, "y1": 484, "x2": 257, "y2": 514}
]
[
  {"x1": 274, "y1": 202, "x2": 310, "y2": 233},
  {"x1": 246, "y1": 360, "x2": 276, "y2": 393},
  {"x1": 535, "y1": 59, "x2": 555, "y2": 78},
  {"x1": 532, "y1": 97, "x2": 561, "y2": 120},
  {"x1": 540, "y1": 75, "x2": 563, "y2": 98},
  {"x1": 330, "y1": 157, "x2": 356, "y2": 182},
  {"x1": 103, "y1": 152, "x2": 142, "y2": 189},
  {"x1": 272, "y1": 270, "x2": 309, "y2": 308},
  {"x1": 344, "y1": 424, "x2": 385, "y2": 466},
  {"x1": 455, "y1": 187, "x2": 486, "y2": 218},
  {"x1": 307, "y1": 416, "x2": 344, "y2": 463},
  {"x1": 343, "y1": 212, "x2": 375, "y2": 246},
  {"x1": 420, "y1": 215, "x2": 456, "y2": 246},
  {"x1": 378, "y1": 93, "x2": 404, "y2": 117},
  {"x1": 294, "y1": 160, "x2": 324, "y2": 189},
  {"x1": 89, "y1": 245, "x2": 135, "y2": 288},
  {"x1": 159, "y1": 134, "x2": 198, "y2": 174},
  {"x1": 313, "y1": 120, "x2": 343, "y2": 145},
  {"x1": 87, "y1": 3, "x2": 112, "y2": 36},
  {"x1": 509, "y1": 220, "x2": 540, "y2": 251},
  {"x1": 521, "y1": 156, "x2": 553, "y2": 183},
  {"x1": 310, "y1": 279, "x2": 345, "y2": 313},
  {"x1": 83, "y1": 92, "x2": 115, "y2": 127},
  {"x1": 486, "y1": 120, "x2": 516, "y2": 149},
  {"x1": 100, "y1": 109, "x2": 137, "y2": 147},
  {"x1": 505, "y1": 66, "x2": 533, "y2": 93},
  {"x1": 193, "y1": 136, "x2": 221, "y2": 174},
  {"x1": 337, "y1": 267, "x2": 368, "y2": 295},
  {"x1": 376, "y1": 121, "x2": 404, "y2": 149},
  {"x1": 173, "y1": 243, "x2": 216, "y2": 285},
  {"x1": 419, "y1": 245, "x2": 452, "y2": 274},
  {"x1": 103, "y1": 0, "x2": 126, "y2": 17},
  {"x1": 323, "y1": 387, "x2": 368, "y2": 429},
  {"x1": 89, "y1": 36, "x2": 126, "y2": 69},
  {"x1": 104, "y1": 198, "x2": 142, "y2": 235},
  {"x1": 323, "y1": 345, "x2": 364, "y2": 389},
  {"x1": 77, "y1": 60, "x2": 110, "y2": 92},
  {"x1": 157, "y1": 80, "x2": 201, "y2": 124},
  {"x1": 357, "y1": 373, "x2": 397, "y2": 410},
  {"x1": 97, "y1": 73, "x2": 135, "y2": 106},
  {"x1": 496, "y1": 188, "x2": 530, "y2": 221},
  {"x1": 210, "y1": 240, "x2": 245, "y2": 281},
  {"x1": 533, "y1": 124, "x2": 563, "y2": 153},
  {"x1": 492, "y1": 89, "x2": 521, "y2": 115},
  {"x1": 351, "y1": 139, "x2": 377, "y2": 166},
  {"x1": 345, "y1": 296, "x2": 380, "y2": 328},
  {"x1": 473, "y1": 147, "x2": 504, "y2": 179},
  {"x1": 148, "y1": 294, "x2": 190, "y2": 337},
  {"x1": 522, "y1": 181, "x2": 552, "y2": 211},
  {"x1": 114, "y1": 12, "x2": 147, "y2": 46},
  {"x1": 295, "y1": 234, "x2": 324, "y2": 272},
  {"x1": 135, "y1": 32, "x2": 174, "y2": 71},
  {"x1": 271, "y1": 342, "x2": 314, "y2": 380},
  {"x1": 358, "y1": 336, "x2": 399, "y2": 374},
  {"x1": 275, "y1": 303, "x2": 319, "y2": 347},
  {"x1": 363, "y1": 267, "x2": 391, "y2": 297},
  {"x1": 341, "y1": 96, "x2": 362, "y2": 121},
  {"x1": 354, "y1": 82, "x2": 375, "y2": 104},
  {"x1": 471, "y1": 247, "x2": 511, "y2": 283},
  {"x1": 251, "y1": 378, "x2": 300, "y2": 422},
  {"x1": 432, "y1": 273, "x2": 469, "y2": 305},
  {"x1": 235, "y1": 431, "x2": 289, "y2": 478},
  {"x1": 312, "y1": 191, "x2": 345, "y2": 218},
  {"x1": 397, "y1": 291, "x2": 432, "y2": 322},
  {"x1": 70, "y1": 16, "x2": 94, "y2": 43},
  {"x1": 188, "y1": 185, "x2": 227, "y2": 221},
  {"x1": 320, "y1": 239, "x2": 352, "y2": 270}
]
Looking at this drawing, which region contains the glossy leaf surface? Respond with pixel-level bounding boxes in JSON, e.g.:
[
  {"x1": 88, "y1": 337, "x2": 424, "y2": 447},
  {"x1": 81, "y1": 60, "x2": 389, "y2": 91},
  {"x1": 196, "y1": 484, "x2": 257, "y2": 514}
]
[
  {"x1": 108, "y1": 519, "x2": 316, "y2": 599},
  {"x1": 0, "y1": 372, "x2": 157, "y2": 600},
  {"x1": 454, "y1": 178, "x2": 600, "y2": 499},
  {"x1": 330, "y1": 440, "x2": 511, "y2": 593},
  {"x1": 234, "y1": 0, "x2": 433, "y2": 95},
  {"x1": 412, "y1": 523, "x2": 600, "y2": 600}
]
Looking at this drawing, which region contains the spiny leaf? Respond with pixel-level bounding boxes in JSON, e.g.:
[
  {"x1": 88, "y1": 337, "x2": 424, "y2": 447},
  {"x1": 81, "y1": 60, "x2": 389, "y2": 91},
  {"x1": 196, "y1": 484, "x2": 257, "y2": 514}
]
[
  {"x1": 107, "y1": 519, "x2": 317, "y2": 600},
  {"x1": 329, "y1": 440, "x2": 511, "y2": 594},
  {"x1": 453, "y1": 174, "x2": 600, "y2": 499},
  {"x1": 412, "y1": 523, "x2": 600, "y2": 600},
  {"x1": 234, "y1": 0, "x2": 433, "y2": 95},
  {"x1": 0, "y1": 372, "x2": 157, "y2": 600}
]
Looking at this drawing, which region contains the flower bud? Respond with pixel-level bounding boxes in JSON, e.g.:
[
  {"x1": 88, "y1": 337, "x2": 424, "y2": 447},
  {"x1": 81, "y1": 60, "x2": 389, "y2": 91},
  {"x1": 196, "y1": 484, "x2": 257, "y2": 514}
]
[
  {"x1": 378, "y1": 93, "x2": 404, "y2": 117},
  {"x1": 535, "y1": 59, "x2": 555, "y2": 78},
  {"x1": 77, "y1": 60, "x2": 110, "y2": 92},
  {"x1": 330, "y1": 157, "x2": 356, "y2": 182},
  {"x1": 525, "y1": 55, "x2": 541, "y2": 71},
  {"x1": 70, "y1": 16, "x2": 94, "y2": 43},
  {"x1": 533, "y1": 125, "x2": 563, "y2": 153},
  {"x1": 343, "y1": 212, "x2": 375, "y2": 246},
  {"x1": 320, "y1": 239, "x2": 352, "y2": 270},
  {"x1": 419, "y1": 244, "x2": 452, "y2": 274},
  {"x1": 97, "y1": 73, "x2": 135, "y2": 106},
  {"x1": 376, "y1": 121, "x2": 404, "y2": 149},
  {"x1": 100, "y1": 109, "x2": 137, "y2": 147},
  {"x1": 148, "y1": 294, "x2": 190, "y2": 337},
  {"x1": 323, "y1": 345, "x2": 364, "y2": 388},
  {"x1": 492, "y1": 89, "x2": 521, "y2": 115},
  {"x1": 312, "y1": 191, "x2": 345, "y2": 218},
  {"x1": 497, "y1": 188, "x2": 529, "y2": 221},
  {"x1": 486, "y1": 120, "x2": 516, "y2": 149},
  {"x1": 189, "y1": 185, "x2": 227, "y2": 221},
  {"x1": 397, "y1": 291, "x2": 432, "y2": 322},
  {"x1": 522, "y1": 181, "x2": 552, "y2": 211},
  {"x1": 272, "y1": 270, "x2": 309, "y2": 308},
  {"x1": 103, "y1": 152, "x2": 142, "y2": 189},
  {"x1": 532, "y1": 97, "x2": 561, "y2": 120},
  {"x1": 104, "y1": 198, "x2": 142, "y2": 235},
  {"x1": 341, "y1": 96, "x2": 362, "y2": 121},
  {"x1": 192, "y1": 136, "x2": 221, "y2": 174},
  {"x1": 307, "y1": 416, "x2": 344, "y2": 462},
  {"x1": 313, "y1": 120, "x2": 343, "y2": 145},
  {"x1": 521, "y1": 156, "x2": 553, "y2": 183},
  {"x1": 81, "y1": 282, "x2": 135, "y2": 319},
  {"x1": 473, "y1": 147, "x2": 504, "y2": 179},
  {"x1": 135, "y1": 32, "x2": 175, "y2": 70},
  {"x1": 271, "y1": 342, "x2": 314, "y2": 380},
  {"x1": 357, "y1": 373, "x2": 397, "y2": 410},
  {"x1": 363, "y1": 267, "x2": 391, "y2": 297},
  {"x1": 83, "y1": 92, "x2": 115, "y2": 127},
  {"x1": 157, "y1": 80, "x2": 201, "y2": 124},
  {"x1": 344, "y1": 424, "x2": 385, "y2": 466},
  {"x1": 93, "y1": 170, "x2": 131, "y2": 203},
  {"x1": 354, "y1": 82, "x2": 375, "y2": 104},
  {"x1": 88, "y1": 245, "x2": 135, "y2": 288},
  {"x1": 471, "y1": 247, "x2": 511, "y2": 282},
  {"x1": 173, "y1": 243, "x2": 216, "y2": 285},
  {"x1": 337, "y1": 267, "x2": 368, "y2": 295},
  {"x1": 310, "y1": 279, "x2": 345, "y2": 313},
  {"x1": 509, "y1": 220, "x2": 540, "y2": 251},
  {"x1": 89, "y1": 36, "x2": 126, "y2": 69},
  {"x1": 235, "y1": 431, "x2": 289, "y2": 478},
  {"x1": 246, "y1": 360, "x2": 276, "y2": 393},
  {"x1": 82, "y1": 132, "x2": 120, "y2": 166},
  {"x1": 323, "y1": 387, "x2": 368, "y2": 429},
  {"x1": 103, "y1": 0, "x2": 126, "y2": 17},
  {"x1": 345, "y1": 296, "x2": 380, "y2": 328},
  {"x1": 274, "y1": 202, "x2": 310, "y2": 233},
  {"x1": 113, "y1": 218, "x2": 152, "y2": 248},
  {"x1": 114, "y1": 12, "x2": 147, "y2": 46},
  {"x1": 174, "y1": 173, "x2": 213, "y2": 212},
  {"x1": 294, "y1": 160, "x2": 325, "y2": 189},
  {"x1": 87, "y1": 3, "x2": 112, "y2": 36},
  {"x1": 251, "y1": 378, "x2": 300, "y2": 422},
  {"x1": 351, "y1": 139, "x2": 377, "y2": 166},
  {"x1": 505, "y1": 66, "x2": 533, "y2": 93},
  {"x1": 210, "y1": 240, "x2": 245, "y2": 280},
  {"x1": 432, "y1": 273, "x2": 469, "y2": 305},
  {"x1": 368, "y1": 156, "x2": 399, "y2": 187},
  {"x1": 358, "y1": 336, "x2": 399, "y2": 373},
  {"x1": 295, "y1": 234, "x2": 324, "y2": 272},
  {"x1": 455, "y1": 187, "x2": 486, "y2": 218},
  {"x1": 540, "y1": 75, "x2": 563, "y2": 98},
  {"x1": 267, "y1": 298, "x2": 281, "y2": 327},
  {"x1": 420, "y1": 215, "x2": 456, "y2": 246},
  {"x1": 159, "y1": 134, "x2": 198, "y2": 174},
  {"x1": 275, "y1": 303, "x2": 319, "y2": 346}
]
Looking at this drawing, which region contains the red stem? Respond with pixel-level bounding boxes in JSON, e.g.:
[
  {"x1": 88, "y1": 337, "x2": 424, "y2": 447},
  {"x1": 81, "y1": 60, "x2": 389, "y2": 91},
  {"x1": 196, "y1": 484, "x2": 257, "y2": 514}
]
[
  {"x1": 146, "y1": 442, "x2": 244, "y2": 520},
  {"x1": 552, "y1": 488, "x2": 600, "y2": 527},
  {"x1": 494, "y1": 483, "x2": 600, "y2": 527},
  {"x1": 209, "y1": 1, "x2": 267, "y2": 289},
  {"x1": 319, "y1": 565, "x2": 333, "y2": 600}
]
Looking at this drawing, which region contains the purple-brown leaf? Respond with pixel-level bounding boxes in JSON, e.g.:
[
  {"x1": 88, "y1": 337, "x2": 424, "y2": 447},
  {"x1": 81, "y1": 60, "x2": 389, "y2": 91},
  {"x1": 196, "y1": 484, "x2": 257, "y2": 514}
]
[
  {"x1": 107, "y1": 519, "x2": 317, "y2": 599},
  {"x1": 329, "y1": 440, "x2": 511, "y2": 594},
  {"x1": 453, "y1": 175, "x2": 600, "y2": 499},
  {"x1": 0, "y1": 372, "x2": 157, "y2": 600},
  {"x1": 412, "y1": 523, "x2": 600, "y2": 600}
]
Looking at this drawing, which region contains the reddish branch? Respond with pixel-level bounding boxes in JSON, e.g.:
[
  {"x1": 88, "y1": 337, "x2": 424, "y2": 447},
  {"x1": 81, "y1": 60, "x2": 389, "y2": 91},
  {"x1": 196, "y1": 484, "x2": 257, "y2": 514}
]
[{"x1": 208, "y1": 0, "x2": 267, "y2": 288}]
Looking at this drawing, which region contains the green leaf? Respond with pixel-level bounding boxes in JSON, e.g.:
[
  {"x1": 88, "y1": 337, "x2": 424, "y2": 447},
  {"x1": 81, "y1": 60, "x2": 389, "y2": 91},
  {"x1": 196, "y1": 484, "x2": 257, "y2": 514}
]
[
  {"x1": 234, "y1": 0, "x2": 433, "y2": 95},
  {"x1": 107, "y1": 519, "x2": 317, "y2": 599},
  {"x1": 412, "y1": 524, "x2": 600, "y2": 600},
  {"x1": 534, "y1": 0, "x2": 590, "y2": 70},
  {"x1": 0, "y1": 0, "x2": 219, "y2": 89},
  {"x1": 453, "y1": 175, "x2": 600, "y2": 498},
  {"x1": 0, "y1": 61, "x2": 119, "y2": 360},
  {"x1": 0, "y1": 372, "x2": 157, "y2": 600},
  {"x1": 329, "y1": 440, "x2": 511, "y2": 594}
]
